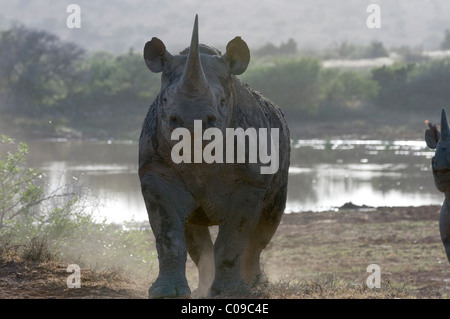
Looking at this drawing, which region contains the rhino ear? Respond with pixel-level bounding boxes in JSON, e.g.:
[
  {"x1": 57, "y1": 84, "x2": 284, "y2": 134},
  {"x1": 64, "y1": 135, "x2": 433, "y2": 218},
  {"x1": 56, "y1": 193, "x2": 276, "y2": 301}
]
[
  {"x1": 143, "y1": 37, "x2": 173, "y2": 73},
  {"x1": 223, "y1": 36, "x2": 250, "y2": 75},
  {"x1": 425, "y1": 120, "x2": 440, "y2": 149}
]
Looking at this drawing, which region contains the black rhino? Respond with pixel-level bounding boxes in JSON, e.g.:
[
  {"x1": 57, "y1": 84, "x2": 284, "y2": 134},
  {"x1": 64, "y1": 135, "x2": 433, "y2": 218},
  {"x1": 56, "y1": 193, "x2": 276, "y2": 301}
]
[
  {"x1": 425, "y1": 108, "x2": 450, "y2": 262},
  {"x1": 138, "y1": 15, "x2": 290, "y2": 298}
]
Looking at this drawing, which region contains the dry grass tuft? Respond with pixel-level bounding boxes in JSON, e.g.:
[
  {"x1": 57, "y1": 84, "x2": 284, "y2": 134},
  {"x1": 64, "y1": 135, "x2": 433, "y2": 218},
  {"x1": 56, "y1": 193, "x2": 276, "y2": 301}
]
[{"x1": 247, "y1": 274, "x2": 418, "y2": 299}]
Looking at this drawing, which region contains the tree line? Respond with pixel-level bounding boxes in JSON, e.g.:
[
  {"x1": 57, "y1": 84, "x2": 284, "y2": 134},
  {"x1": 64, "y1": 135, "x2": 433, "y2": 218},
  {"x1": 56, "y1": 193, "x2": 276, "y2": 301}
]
[{"x1": 1, "y1": 25, "x2": 450, "y2": 138}]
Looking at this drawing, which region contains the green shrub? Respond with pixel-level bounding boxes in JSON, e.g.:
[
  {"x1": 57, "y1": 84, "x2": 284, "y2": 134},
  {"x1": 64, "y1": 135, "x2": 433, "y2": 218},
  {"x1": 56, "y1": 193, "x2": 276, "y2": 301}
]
[
  {"x1": 0, "y1": 135, "x2": 88, "y2": 239},
  {"x1": 371, "y1": 58, "x2": 450, "y2": 112},
  {"x1": 242, "y1": 57, "x2": 322, "y2": 116},
  {"x1": 0, "y1": 135, "x2": 44, "y2": 231},
  {"x1": 317, "y1": 68, "x2": 378, "y2": 119},
  {"x1": 0, "y1": 135, "x2": 156, "y2": 277},
  {"x1": 243, "y1": 57, "x2": 378, "y2": 120}
]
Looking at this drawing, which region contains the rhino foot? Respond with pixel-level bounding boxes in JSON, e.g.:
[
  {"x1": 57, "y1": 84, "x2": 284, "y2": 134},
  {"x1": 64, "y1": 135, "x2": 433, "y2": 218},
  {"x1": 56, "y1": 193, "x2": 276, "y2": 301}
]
[{"x1": 148, "y1": 278, "x2": 191, "y2": 299}]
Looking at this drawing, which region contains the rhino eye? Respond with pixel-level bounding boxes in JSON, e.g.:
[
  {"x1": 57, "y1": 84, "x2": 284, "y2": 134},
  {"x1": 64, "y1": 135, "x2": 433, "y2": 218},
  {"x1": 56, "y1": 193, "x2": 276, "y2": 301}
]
[
  {"x1": 220, "y1": 98, "x2": 226, "y2": 107},
  {"x1": 162, "y1": 97, "x2": 167, "y2": 104}
]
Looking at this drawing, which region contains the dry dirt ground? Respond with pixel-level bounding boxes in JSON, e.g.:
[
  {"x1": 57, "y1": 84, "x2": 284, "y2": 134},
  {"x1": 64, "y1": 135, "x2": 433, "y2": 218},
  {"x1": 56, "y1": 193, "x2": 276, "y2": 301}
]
[{"x1": 1, "y1": 205, "x2": 449, "y2": 299}]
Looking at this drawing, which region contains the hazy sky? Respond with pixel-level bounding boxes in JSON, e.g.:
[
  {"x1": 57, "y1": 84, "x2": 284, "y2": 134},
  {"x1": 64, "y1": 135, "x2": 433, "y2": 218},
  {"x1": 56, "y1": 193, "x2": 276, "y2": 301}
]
[{"x1": 0, "y1": 0, "x2": 449, "y2": 54}]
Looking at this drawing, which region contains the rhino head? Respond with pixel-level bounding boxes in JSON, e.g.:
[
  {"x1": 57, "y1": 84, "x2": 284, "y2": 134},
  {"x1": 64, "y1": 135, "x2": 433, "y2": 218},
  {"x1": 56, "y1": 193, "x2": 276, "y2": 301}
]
[
  {"x1": 425, "y1": 108, "x2": 450, "y2": 193},
  {"x1": 425, "y1": 108, "x2": 450, "y2": 262},
  {"x1": 143, "y1": 15, "x2": 250, "y2": 143}
]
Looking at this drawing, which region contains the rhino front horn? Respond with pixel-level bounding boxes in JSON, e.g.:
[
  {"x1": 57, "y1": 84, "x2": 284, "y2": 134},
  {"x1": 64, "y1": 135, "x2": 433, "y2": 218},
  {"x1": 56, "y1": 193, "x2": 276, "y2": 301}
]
[
  {"x1": 441, "y1": 108, "x2": 450, "y2": 142},
  {"x1": 180, "y1": 14, "x2": 208, "y2": 92}
]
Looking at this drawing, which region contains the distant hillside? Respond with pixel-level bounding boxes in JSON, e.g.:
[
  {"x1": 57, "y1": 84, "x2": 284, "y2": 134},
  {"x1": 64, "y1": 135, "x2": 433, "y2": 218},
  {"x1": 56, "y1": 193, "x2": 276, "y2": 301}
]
[{"x1": 0, "y1": 0, "x2": 449, "y2": 54}]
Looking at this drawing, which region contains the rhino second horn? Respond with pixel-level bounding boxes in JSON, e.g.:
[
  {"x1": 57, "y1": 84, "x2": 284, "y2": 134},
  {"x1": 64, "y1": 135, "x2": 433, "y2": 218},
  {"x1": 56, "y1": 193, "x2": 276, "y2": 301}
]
[
  {"x1": 441, "y1": 108, "x2": 450, "y2": 142},
  {"x1": 181, "y1": 14, "x2": 208, "y2": 93}
]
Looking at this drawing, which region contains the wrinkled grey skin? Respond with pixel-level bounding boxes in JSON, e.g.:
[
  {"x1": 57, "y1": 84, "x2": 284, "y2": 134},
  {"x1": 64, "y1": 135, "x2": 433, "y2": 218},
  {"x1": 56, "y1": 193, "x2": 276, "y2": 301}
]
[
  {"x1": 425, "y1": 108, "x2": 450, "y2": 262},
  {"x1": 138, "y1": 16, "x2": 290, "y2": 298}
]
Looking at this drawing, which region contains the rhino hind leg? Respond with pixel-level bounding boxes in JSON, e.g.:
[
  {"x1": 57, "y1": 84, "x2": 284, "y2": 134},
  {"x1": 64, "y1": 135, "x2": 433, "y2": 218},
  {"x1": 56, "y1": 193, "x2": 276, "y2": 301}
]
[
  {"x1": 242, "y1": 185, "x2": 287, "y2": 284},
  {"x1": 185, "y1": 222, "x2": 215, "y2": 298},
  {"x1": 242, "y1": 208, "x2": 283, "y2": 285}
]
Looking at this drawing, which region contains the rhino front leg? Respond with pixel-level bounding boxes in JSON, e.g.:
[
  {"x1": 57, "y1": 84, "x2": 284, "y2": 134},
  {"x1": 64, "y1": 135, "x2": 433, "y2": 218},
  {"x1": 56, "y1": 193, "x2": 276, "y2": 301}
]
[
  {"x1": 209, "y1": 188, "x2": 265, "y2": 297},
  {"x1": 147, "y1": 207, "x2": 190, "y2": 299},
  {"x1": 440, "y1": 195, "x2": 450, "y2": 262},
  {"x1": 141, "y1": 172, "x2": 196, "y2": 299}
]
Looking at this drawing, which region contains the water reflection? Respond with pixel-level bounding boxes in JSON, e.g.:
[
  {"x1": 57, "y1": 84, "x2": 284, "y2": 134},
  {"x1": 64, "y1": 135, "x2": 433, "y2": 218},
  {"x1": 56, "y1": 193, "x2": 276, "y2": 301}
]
[
  {"x1": 24, "y1": 139, "x2": 442, "y2": 223},
  {"x1": 287, "y1": 139, "x2": 439, "y2": 212},
  {"x1": 26, "y1": 140, "x2": 146, "y2": 224}
]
